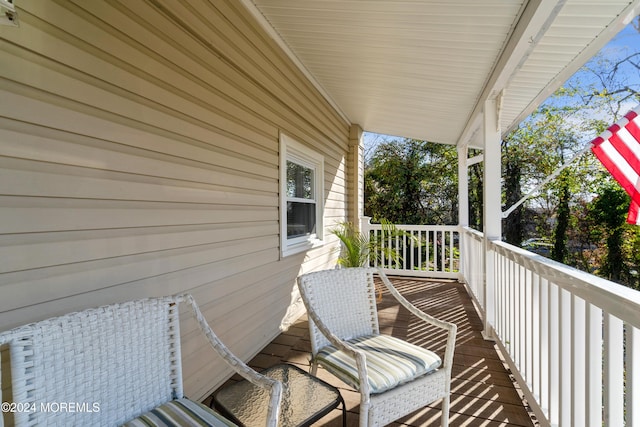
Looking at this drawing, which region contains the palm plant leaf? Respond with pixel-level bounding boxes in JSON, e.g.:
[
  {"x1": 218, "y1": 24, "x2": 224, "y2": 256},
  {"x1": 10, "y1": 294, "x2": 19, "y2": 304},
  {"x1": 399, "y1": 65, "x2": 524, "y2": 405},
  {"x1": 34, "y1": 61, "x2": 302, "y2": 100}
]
[
  {"x1": 331, "y1": 222, "x2": 370, "y2": 267},
  {"x1": 331, "y1": 220, "x2": 418, "y2": 268}
]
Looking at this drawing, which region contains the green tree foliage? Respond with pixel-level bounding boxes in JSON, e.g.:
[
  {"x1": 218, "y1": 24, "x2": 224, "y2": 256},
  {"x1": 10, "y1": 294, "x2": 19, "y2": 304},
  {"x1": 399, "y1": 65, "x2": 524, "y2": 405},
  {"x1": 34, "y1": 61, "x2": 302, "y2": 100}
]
[
  {"x1": 365, "y1": 138, "x2": 458, "y2": 224},
  {"x1": 499, "y1": 22, "x2": 640, "y2": 289},
  {"x1": 503, "y1": 151, "x2": 523, "y2": 245},
  {"x1": 468, "y1": 150, "x2": 484, "y2": 231},
  {"x1": 585, "y1": 177, "x2": 640, "y2": 290},
  {"x1": 589, "y1": 180, "x2": 629, "y2": 282},
  {"x1": 502, "y1": 105, "x2": 590, "y2": 255},
  {"x1": 621, "y1": 228, "x2": 640, "y2": 290},
  {"x1": 502, "y1": 99, "x2": 640, "y2": 289},
  {"x1": 551, "y1": 170, "x2": 570, "y2": 263}
]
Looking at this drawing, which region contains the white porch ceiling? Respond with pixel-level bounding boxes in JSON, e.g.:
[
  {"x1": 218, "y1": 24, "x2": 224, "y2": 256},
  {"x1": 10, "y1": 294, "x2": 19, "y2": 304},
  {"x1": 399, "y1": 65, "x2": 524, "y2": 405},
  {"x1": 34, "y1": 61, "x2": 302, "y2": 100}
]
[{"x1": 246, "y1": 0, "x2": 640, "y2": 148}]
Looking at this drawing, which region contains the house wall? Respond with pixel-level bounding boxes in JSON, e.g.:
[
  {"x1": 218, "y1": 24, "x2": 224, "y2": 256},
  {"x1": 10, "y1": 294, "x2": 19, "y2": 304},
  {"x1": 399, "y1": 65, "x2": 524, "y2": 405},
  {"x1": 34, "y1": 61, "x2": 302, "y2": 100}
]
[{"x1": 0, "y1": 0, "x2": 349, "y2": 400}]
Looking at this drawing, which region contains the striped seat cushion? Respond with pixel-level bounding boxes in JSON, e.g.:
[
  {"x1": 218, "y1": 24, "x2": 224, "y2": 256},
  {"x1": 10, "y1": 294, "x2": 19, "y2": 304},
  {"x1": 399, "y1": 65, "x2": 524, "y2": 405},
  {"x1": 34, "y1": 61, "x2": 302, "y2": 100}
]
[
  {"x1": 121, "y1": 398, "x2": 237, "y2": 427},
  {"x1": 316, "y1": 334, "x2": 441, "y2": 394}
]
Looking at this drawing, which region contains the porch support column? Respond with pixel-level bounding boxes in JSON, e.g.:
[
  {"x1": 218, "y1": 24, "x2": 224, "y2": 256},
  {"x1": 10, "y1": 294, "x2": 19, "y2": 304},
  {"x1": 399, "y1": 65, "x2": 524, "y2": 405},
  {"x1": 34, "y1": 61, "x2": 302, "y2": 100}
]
[
  {"x1": 348, "y1": 124, "x2": 364, "y2": 230},
  {"x1": 457, "y1": 144, "x2": 469, "y2": 282},
  {"x1": 483, "y1": 98, "x2": 501, "y2": 339}
]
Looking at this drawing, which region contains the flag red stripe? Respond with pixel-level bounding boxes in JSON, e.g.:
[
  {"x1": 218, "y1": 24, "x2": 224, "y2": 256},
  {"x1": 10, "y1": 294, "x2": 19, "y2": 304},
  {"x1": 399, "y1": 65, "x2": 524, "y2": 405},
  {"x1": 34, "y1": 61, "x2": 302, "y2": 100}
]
[
  {"x1": 625, "y1": 111, "x2": 640, "y2": 141},
  {"x1": 590, "y1": 105, "x2": 640, "y2": 224},
  {"x1": 628, "y1": 200, "x2": 640, "y2": 224},
  {"x1": 591, "y1": 142, "x2": 640, "y2": 202},
  {"x1": 608, "y1": 132, "x2": 640, "y2": 177}
]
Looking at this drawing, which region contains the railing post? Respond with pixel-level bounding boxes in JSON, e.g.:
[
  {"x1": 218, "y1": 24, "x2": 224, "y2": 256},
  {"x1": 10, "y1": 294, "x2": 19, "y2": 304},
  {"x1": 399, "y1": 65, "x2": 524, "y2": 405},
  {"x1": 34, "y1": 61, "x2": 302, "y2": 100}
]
[
  {"x1": 483, "y1": 97, "x2": 501, "y2": 339},
  {"x1": 458, "y1": 144, "x2": 469, "y2": 283},
  {"x1": 359, "y1": 216, "x2": 371, "y2": 235}
]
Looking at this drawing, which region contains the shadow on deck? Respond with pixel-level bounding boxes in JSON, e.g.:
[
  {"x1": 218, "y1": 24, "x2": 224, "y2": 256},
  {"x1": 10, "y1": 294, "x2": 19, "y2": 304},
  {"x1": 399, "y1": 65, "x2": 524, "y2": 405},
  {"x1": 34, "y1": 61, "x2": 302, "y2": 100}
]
[{"x1": 211, "y1": 277, "x2": 537, "y2": 426}]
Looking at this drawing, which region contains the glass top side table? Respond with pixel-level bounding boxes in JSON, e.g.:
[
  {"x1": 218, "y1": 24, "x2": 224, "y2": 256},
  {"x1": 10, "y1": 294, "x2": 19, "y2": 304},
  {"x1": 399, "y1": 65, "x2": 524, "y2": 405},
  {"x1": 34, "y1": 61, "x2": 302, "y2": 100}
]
[{"x1": 212, "y1": 363, "x2": 346, "y2": 427}]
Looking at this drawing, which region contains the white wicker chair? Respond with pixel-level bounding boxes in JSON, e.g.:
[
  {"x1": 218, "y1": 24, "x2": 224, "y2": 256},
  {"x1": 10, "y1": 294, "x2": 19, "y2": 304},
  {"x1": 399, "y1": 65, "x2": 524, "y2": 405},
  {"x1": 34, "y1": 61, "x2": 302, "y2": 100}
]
[
  {"x1": 0, "y1": 294, "x2": 282, "y2": 427},
  {"x1": 297, "y1": 267, "x2": 456, "y2": 427}
]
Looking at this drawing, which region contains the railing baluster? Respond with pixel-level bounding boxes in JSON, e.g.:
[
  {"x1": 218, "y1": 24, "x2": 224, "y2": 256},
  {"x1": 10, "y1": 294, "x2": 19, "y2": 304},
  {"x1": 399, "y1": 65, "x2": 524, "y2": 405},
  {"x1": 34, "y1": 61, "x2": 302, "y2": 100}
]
[
  {"x1": 559, "y1": 287, "x2": 571, "y2": 426},
  {"x1": 572, "y1": 295, "x2": 586, "y2": 427},
  {"x1": 435, "y1": 229, "x2": 440, "y2": 272},
  {"x1": 525, "y1": 269, "x2": 533, "y2": 392},
  {"x1": 549, "y1": 282, "x2": 559, "y2": 426},
  {"x1": 373, "y1": 229, "x2": 379, "y2": 268},
  {"x1": 440, "y1": 230, "x2": 444, "y2": 273},
  {"x1": 410, "y1": 230, "x2": 416, "y2": 272},
  {"x1": 402, "y1": 230, "x2": 407, "y2": 271},
  {"x1": 371, "y1": 228, "x2": 376, "y2": 267},
  {"x1": 604, "y1": 313, "x2": 624, "y2": 426},
  {"x1": 628, "y1": 324, "x2": 640, "y2": 427},
  {"x1": 510, "y1": 260, "x2": 516, "y2": 367},
  {"x1": 436, "y1": 229, "x2": 440, "y2": 272},
  {"x1": 496, "y1": 252, "x2": 504, "y2": 339},
  {"x1": 381, "y1": 227, "x2": 386, "y2": 268},
  {"x1": 442, "y1": 230, "x2": 447, "y2": 273},
  {"x1": 433, "y1": 229, "x2": 437, "y2": 272},
  {"x1": 387, "y1": 228, "x2": 392, "y2": 269},
  {"x1": 513, "y1": 261, "x2": 520, "y2": 370},
  {"x1": 505, "y1": 258, "x2": 512, "y2": 354},
  {"x1": 539, "y1": 277, "x2": 549, "y2": 415},
  {"x1": 503, "y1": 254, "x2": 508, "y2": 340},
  {"x1": 444, "y1": 230, "x2": 448, "y2": 273},
  {"x1": 520, "y1": 266, "x2": 526, "y2": 378},
  {"x1": 431, "y1": 229, "x2": 435, "y2": 272},
  {"x1": 451, "y1": 230, "x2": 455, "y2": 271},
  {"x1": 428, "y1": 230, "x2": 433, "y2": 271},
  {"x1": 586, "y1": 303, "x2": 602, "y2": 427},
  {"x1": 419, "y1": 230, "x2": 424, "y2": 272},
  {"x1": 510, "y1": 259, "x2": 516, "y2": 360},
  {"x1": 438, "y1": 230, "x2": 442, "y2": 273},
  {"x1": 394, "y1": 232, "x2": 399, "y2": 270},
  {"x1": 443, "y1": 230, "x2": 446, "y2": 272},
  {"x1": 383, "y1": 228, "x2": 388, "y2": 268}
]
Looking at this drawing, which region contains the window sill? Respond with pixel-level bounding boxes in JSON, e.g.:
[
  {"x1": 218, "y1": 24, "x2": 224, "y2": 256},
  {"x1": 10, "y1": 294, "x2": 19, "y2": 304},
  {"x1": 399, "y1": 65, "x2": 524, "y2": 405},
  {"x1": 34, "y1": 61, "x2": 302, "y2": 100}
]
[{"x1": 282, "y1": 238, "x2": 324, "y2": 258}]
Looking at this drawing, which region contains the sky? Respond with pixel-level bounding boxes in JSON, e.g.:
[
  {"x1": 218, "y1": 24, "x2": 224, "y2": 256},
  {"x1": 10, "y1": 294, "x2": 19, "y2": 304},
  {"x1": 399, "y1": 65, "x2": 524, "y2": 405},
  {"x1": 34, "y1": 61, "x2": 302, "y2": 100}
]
[
  {"x1": 607, "y1": 19, "x2": 640, "y2": 51},
  {"x1": 363, "y1": 18, "x2": 640, "y2": 155}
]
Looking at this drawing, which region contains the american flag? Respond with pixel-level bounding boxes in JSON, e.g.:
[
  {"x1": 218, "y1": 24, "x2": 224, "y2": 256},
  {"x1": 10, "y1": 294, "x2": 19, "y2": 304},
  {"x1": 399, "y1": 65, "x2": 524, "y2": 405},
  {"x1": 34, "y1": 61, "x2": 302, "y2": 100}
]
[{"x1": 591, "y1": 105, "x2": 640, "y2": 224}]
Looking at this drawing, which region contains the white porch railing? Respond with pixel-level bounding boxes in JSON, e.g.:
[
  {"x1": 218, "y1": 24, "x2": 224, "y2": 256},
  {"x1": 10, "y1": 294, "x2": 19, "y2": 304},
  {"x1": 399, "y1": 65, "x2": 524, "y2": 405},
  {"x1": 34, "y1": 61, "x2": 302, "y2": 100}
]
[
  {"x1": 460, "y1": 226, "x2": 484, "y2": 313},
  {"x1": 364, "y1": 220, "x2": 640, "y2": 426},
  {"x1": 459, "y1": 227, "x2": 640, "y2": 427},
  {"x1": 361, "y1": 218, "x2": 459, "y2": 279}
]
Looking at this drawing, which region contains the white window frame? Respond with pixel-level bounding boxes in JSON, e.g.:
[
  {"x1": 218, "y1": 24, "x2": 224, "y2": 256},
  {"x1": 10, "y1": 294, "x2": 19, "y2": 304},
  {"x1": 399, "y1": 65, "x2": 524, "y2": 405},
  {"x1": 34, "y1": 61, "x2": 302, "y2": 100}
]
[{"x1": 280, "y1": 133, "x2": 324, "y2": 257}]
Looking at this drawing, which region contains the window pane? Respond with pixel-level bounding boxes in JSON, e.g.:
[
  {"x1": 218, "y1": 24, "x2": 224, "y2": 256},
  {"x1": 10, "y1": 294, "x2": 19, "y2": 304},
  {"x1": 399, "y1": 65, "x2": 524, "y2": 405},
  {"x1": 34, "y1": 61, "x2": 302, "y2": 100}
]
[
  {"x1": 286, "y1": 161, "x2": 313, "y2": 199},
  {"x1": 287, "y1": 202, "x2": 316, "y2": 238}
]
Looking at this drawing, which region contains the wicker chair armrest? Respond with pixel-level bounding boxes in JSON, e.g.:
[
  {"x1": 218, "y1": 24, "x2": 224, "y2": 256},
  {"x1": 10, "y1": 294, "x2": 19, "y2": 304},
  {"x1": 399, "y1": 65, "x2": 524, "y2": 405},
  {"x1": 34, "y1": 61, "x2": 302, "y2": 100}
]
[
  {"x1": 377, "y1": 270, "x2": 457, "y2": 368},
  {"x1": 180, "y1": 294, "x2": 283, "y2": 427}
]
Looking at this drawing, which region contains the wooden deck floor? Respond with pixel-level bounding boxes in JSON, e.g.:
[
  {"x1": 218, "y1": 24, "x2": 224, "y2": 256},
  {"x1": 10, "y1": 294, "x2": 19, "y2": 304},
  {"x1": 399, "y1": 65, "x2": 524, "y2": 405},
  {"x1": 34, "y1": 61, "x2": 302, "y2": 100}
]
[{"x1": 210, "y1": 277, "x2": 536, "y2": 427}]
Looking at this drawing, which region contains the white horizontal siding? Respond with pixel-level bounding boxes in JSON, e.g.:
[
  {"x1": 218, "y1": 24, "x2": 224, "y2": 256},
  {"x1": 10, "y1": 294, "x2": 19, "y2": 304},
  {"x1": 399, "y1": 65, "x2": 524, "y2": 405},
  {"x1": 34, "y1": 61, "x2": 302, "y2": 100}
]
[{"x1": 0, "y1": 0, "x2": 349, "y2": 403}]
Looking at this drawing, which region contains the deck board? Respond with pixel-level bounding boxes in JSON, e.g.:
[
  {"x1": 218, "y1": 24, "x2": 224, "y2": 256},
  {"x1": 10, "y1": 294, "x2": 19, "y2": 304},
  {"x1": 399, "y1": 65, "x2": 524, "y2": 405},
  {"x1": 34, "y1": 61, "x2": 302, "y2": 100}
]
[{"x1": 209, "y1": 277, "x2": 536, "y2": 426}]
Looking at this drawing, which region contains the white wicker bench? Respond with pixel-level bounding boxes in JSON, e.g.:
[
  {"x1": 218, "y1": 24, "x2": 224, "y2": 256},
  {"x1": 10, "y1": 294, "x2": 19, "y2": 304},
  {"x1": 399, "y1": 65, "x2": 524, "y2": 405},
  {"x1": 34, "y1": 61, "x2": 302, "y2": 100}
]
[{"x1": 0, "y1": 294, "x2": 282, "y2": 427}]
